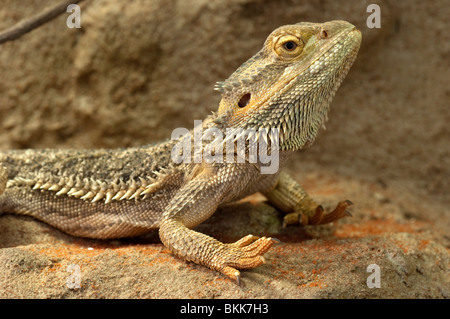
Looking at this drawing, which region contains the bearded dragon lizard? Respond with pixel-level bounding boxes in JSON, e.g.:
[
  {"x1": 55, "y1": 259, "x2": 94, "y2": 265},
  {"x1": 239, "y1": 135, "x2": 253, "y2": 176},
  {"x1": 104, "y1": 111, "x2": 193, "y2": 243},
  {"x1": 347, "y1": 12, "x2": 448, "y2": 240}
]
[{"x1": 0, "y1": 20, "x2": 361, "y2": 283}]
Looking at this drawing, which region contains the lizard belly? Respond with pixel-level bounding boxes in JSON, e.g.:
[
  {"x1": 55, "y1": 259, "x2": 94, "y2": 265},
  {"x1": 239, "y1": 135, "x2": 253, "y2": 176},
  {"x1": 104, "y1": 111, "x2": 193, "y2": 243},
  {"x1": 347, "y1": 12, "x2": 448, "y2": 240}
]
[{"x1": 0, "y1": 187, "x2": 165, "y2": 238}]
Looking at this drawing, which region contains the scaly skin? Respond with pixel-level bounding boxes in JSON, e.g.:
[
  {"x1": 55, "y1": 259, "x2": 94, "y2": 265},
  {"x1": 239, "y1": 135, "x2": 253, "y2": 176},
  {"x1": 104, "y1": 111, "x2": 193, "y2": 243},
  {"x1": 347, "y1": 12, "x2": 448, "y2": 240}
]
[{"x1": 0, "y1": 21, "x2": 361, "y2": 283}]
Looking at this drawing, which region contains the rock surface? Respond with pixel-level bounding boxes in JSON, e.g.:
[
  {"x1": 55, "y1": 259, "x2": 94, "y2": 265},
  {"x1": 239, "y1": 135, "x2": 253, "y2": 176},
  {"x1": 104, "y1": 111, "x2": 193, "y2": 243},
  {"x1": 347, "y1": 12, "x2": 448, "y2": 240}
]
[{"x1": 0, "y1": 0, "x2": 448, "y2": 298}]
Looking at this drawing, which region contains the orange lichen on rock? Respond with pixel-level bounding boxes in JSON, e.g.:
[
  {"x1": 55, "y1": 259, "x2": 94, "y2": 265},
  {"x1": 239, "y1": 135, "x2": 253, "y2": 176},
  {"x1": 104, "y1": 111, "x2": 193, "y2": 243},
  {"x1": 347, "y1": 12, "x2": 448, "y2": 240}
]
[{"x1": 334, "y1": 218, "x2": 427, "y2": 238}]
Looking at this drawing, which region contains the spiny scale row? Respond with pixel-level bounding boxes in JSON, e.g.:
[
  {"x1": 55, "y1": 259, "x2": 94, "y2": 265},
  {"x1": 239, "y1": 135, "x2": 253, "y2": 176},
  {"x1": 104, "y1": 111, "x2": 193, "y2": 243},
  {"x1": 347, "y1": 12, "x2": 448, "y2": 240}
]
[
  {"x1": 214, "y1": 67, "x2": 264, "y2": 93},
  {"x1": 7, "y1": 172, "x2": 166, "y2": 204}
]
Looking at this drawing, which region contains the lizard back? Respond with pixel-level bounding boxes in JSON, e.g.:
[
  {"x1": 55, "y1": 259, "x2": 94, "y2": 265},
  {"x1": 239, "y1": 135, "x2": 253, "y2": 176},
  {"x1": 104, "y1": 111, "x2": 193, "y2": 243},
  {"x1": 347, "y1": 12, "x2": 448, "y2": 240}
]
[{"x1": 0, "y1": 139, "x2": 184, "y2": 238}]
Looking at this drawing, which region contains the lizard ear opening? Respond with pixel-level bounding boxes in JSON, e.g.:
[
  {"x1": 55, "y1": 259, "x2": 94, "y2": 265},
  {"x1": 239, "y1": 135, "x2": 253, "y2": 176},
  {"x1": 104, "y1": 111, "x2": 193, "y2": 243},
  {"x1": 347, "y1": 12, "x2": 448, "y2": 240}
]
[{"x1": 238, "y1": 93, "x2": 251, "y2": 108}]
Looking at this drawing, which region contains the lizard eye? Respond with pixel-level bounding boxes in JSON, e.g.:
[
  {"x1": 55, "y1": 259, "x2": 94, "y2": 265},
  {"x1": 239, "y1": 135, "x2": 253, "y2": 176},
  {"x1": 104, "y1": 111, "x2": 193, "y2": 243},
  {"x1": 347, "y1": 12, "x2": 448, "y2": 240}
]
[
  {"x1": 274, "y1": 35, "x2": 303, "y2": 59},
  {"x1": 283, "y1": 41, "x2": 297, "y2": 51},
  {"x1": 238, "y1": 93, "x2": 251, "y2": 108}
]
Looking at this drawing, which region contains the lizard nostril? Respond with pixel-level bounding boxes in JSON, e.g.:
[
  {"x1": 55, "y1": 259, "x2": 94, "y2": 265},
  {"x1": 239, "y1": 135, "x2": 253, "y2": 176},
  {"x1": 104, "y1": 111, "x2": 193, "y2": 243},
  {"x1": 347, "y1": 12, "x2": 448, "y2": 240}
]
[
  {"x1": 238, "y1": 93, "x2": 251, "y2": 108},
  {"x1": 320, "y1": 29, "x2": 329, "y2": 39}
]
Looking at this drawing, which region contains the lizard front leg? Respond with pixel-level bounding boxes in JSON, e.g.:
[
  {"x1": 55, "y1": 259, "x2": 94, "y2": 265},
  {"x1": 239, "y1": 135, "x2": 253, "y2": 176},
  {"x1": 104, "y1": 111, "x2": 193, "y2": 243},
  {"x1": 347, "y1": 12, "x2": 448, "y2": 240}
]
[
  {"x1": 159, "y1": 165, "x2": 277, "y2": 283},
  {"x1": 263, "y1": 171, "x2": 352, "y2": 227}
]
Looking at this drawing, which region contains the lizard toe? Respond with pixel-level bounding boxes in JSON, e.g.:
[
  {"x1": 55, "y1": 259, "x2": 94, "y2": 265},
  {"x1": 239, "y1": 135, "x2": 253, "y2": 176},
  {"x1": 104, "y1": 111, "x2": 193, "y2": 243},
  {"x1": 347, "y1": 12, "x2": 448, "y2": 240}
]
[
  {"x1": 318, "y1": 200, "x2": 354, "y2": 224},
  {"x1": 232, "y1": 234, "x2": 260, "y2": 248},
  {"x1": 239, "y1": 236, "x2": 276, "y2": 256}
]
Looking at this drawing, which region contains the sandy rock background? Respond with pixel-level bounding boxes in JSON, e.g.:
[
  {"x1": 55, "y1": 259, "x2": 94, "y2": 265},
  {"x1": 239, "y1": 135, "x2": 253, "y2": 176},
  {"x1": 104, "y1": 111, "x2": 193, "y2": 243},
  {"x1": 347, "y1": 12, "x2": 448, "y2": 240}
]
[{"x1": 0, "y1": 0, "x2": 448, "y2": 298}]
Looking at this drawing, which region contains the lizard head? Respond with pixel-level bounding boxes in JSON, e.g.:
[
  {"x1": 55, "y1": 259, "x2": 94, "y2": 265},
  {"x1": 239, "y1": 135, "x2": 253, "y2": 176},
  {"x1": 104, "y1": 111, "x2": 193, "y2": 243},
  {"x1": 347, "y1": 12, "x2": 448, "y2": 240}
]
[{"x1": 214, "y1": 20, "x2": 361, "y2": 150}]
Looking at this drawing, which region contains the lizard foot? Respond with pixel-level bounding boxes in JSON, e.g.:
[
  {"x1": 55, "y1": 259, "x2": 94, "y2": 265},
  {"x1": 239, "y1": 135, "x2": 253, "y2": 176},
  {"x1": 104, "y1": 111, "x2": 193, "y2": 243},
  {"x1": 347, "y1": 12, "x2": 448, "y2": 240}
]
[
  {"x1": 216, "y1": 235, "x2": 278, "y2": 284},
  {"x1": 283, "y1": 200, "x2": 353, "y2": 227}
]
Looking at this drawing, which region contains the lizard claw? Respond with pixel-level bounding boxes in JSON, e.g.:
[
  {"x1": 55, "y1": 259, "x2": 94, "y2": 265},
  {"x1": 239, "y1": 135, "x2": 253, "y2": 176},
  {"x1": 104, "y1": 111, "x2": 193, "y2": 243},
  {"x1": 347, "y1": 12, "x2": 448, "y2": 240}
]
[
  {"x1": 270, "y1": 237, "x2": 282, "y2": 244},
  {"x1": 236, "y1": 273, "x2": 241, "y2": 286}
]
